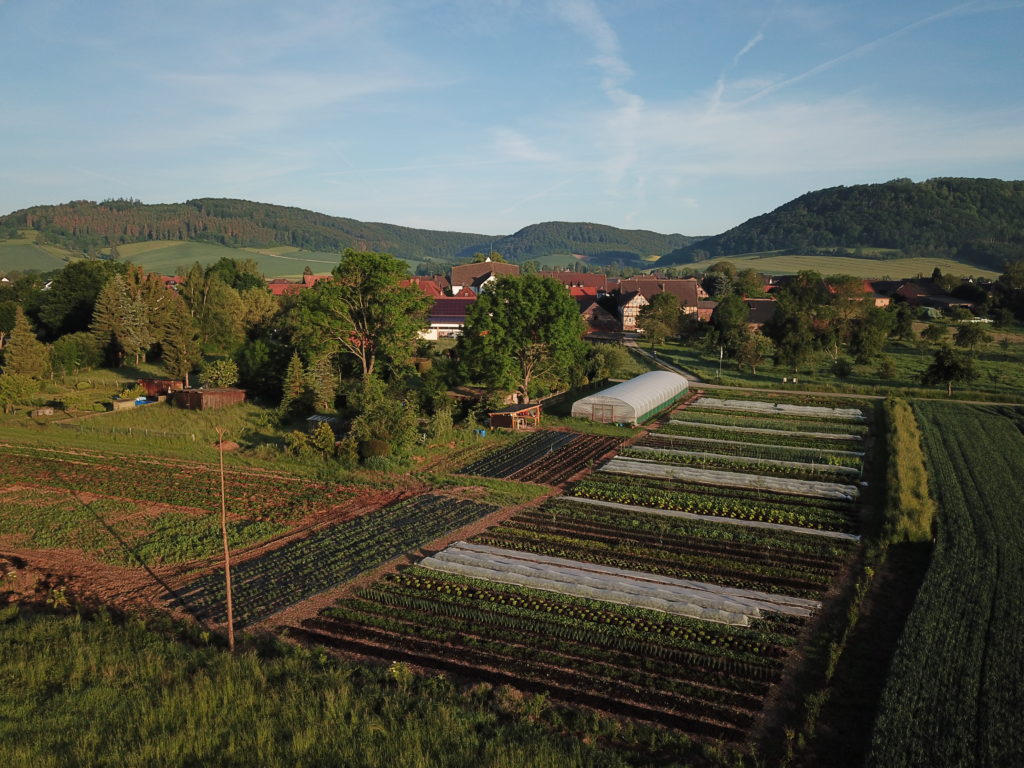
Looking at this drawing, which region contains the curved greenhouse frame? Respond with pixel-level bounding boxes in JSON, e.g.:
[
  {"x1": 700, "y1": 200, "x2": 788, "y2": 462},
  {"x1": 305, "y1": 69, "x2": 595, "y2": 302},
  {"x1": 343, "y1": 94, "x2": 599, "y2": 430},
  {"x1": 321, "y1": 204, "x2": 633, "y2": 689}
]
[{"x1": 571, "y1": 371, "x2": 688, "y2": 425}]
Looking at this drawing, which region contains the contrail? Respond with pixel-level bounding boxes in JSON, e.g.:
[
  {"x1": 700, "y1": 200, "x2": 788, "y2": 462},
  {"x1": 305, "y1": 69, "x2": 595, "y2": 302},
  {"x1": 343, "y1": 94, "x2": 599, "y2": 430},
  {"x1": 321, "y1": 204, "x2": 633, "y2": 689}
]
[{"x1": 737, "y1": 0, "x2": 999, "y2": 106}]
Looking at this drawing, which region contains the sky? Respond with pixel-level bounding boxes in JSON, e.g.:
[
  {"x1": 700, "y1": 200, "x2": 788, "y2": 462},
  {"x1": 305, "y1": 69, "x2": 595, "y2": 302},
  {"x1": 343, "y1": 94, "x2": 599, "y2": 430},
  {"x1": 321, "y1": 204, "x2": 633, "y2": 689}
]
[{"x1": 1, "y1": 0, "x2": 1023, "y2": 237}]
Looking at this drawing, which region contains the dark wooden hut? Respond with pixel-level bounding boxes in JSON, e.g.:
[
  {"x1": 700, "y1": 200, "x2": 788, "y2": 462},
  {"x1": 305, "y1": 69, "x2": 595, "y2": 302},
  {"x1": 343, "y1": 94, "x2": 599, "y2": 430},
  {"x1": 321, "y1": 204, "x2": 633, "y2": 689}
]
[{"x1": 172, "y1": 388, "x2": 246, "y2": 410}]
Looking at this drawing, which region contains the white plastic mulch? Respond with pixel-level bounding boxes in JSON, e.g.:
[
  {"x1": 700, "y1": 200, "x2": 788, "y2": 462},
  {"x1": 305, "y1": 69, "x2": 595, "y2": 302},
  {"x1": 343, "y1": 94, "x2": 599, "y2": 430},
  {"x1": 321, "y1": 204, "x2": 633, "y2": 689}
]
[
  {"x1": 693, "y1": 397, "x2": 867, "y2": 421},
  {"x1": 601, "y1": 457, "x2": 860, "y2": 501},
  {"x1": 419, "y1": 541, "x2": 821, "y2": 625}
]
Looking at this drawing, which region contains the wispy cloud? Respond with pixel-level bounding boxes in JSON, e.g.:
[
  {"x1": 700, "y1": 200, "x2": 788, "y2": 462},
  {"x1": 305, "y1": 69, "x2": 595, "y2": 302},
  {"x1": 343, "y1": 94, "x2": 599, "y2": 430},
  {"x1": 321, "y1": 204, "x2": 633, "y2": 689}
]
[
  {"x1": 492, "y1": 128, "x2": 561, "y2": 163},
  {"x1": 709, "y1": 5, "x2": 776, "y2": 113},
  {"x1": 738, "y1": 1, "x2": 1003, "y2": 106},
  {"x1": 548, "y1": 0, "x2": 643, "y2": 190}
]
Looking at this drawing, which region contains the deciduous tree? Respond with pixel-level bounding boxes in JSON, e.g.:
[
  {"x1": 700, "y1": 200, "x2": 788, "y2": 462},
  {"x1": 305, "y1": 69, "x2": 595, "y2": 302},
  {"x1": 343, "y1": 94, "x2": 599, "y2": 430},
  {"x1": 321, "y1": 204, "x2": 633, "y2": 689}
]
[
  {"x1": 922, "y1": 345, "x2": 977, "y2": 395},
  {"x1": 291, "y1": 250, "x2": 431, "y2": 380},
  {"x1": 457, "y1": 275, "x2": 586, "y2": 403}
]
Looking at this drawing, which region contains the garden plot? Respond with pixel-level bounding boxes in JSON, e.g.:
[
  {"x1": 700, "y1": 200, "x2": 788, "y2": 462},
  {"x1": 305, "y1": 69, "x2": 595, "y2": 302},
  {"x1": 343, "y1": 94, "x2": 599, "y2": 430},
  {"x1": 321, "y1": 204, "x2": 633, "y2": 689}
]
[
  {"x1": 170, "y1": 494, "x2": 498, "y2": 628},
  {"x1": 457, "y1": 430, "x2": 621, "y2": 485},
  {"x1": 600, "y1": 457, "x2": 860, "y2": 501},
  {"x1": 694, "y1": 397, "x2": 867, "y2": 421},
  {"x1": 668, "y1": 408, "x2": 871, "y2": 436},
  {"x1": 294, "y1": 563, "x2": 804, "y2": 742},
  {"x1": 457, "y1": 430, "x2": 577, "y2": 478}
]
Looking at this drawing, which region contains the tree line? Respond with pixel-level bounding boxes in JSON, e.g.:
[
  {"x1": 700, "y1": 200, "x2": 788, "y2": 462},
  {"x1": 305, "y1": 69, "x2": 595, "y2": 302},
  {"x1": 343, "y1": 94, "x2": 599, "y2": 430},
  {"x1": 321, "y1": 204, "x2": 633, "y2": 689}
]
[{"x1": 0, "y1": 253, "x2": 601, "y2": 466}]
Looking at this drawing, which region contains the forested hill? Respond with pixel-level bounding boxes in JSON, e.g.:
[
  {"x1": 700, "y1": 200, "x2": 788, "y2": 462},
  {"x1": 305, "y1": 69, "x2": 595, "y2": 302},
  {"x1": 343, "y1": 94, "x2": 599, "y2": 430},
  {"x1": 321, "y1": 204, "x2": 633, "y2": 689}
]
[
  {"x1": 658, "y1": 178, "x2": 1024, "y2": 271},
  {"x1": 458, "y1": 222, "x2": 698, "y2": 265},
  {"x1": 0, "y1": 199, "x2": 695, "y2": 269},
  {"x1": 0, "y1": 199, "x2": 495, "y2": 266}
]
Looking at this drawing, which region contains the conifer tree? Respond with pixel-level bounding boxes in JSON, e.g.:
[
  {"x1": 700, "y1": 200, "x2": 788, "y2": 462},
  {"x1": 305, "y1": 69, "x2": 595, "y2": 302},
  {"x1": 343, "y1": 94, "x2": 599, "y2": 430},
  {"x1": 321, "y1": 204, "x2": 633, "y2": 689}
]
[
  {"x1": 162, "y1": 301, "x2": 202, "y2": 386},
  {"x1": 278, "y1": 351, "x2": 306, "y2": 418},
  {"x1": 2, "y1": 307, "x2": 50, "y2": 378},
  {"x1": 306, "y1": 353, "x2": 337, "y2": 412}
]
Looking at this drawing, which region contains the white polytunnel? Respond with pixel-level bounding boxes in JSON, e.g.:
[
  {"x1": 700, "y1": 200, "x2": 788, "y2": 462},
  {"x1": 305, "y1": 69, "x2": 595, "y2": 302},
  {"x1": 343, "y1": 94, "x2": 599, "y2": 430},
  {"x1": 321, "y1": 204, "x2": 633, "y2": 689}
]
[{"x1": 571, "y1": 371, "x2": 689, "y2": 425}]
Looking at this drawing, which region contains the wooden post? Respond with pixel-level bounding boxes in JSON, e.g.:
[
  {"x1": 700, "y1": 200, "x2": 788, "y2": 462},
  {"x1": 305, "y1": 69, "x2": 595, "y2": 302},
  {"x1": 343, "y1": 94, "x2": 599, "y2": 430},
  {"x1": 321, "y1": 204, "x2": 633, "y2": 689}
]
[{"x1": 217, "y1": 427, "x2": 235, "y2": 652}]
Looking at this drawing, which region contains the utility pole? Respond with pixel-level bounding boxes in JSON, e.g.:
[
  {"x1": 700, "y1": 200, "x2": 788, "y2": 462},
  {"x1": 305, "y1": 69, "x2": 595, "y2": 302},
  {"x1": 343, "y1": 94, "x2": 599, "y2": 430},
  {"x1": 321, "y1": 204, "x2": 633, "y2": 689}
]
[{"x1": 217, "y1": 427, "x2": 235, "y2": 652}]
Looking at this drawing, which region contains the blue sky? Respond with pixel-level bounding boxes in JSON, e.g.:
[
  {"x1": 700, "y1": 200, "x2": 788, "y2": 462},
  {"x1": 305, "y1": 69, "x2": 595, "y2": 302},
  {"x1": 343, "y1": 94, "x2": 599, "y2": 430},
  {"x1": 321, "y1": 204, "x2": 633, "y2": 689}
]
[{"x1": 2, "y1": 0, "x2": 1023, "y2": 237}]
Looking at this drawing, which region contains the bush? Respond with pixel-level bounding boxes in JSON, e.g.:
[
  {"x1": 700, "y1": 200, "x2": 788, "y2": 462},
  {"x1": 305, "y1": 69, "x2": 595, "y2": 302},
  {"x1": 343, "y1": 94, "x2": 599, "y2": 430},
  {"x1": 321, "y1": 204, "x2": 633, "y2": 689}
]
[
  {"x1": 117, "y1": 384, "x2": 145, "y2": 400},
  {"x1": 359, "y1": 439, "x2": 391, "y2": 459},
  {"x1": 201, "y1": 359, "x2": 239, "y2": 389},
  {"x1": 833, "y1": 357, "x2": 854, "y2": 379}
]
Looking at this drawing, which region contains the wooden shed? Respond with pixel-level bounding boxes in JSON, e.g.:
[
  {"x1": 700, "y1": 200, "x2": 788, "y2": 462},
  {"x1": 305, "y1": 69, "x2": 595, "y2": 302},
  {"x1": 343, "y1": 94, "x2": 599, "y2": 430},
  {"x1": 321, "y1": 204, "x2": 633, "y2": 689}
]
[
  {"x1": 137, "y1": 378, "x2": 184, "y2": 397},
  {"x1": 488, "y1": 403, "x2": 542, "y2": 431},
  {"x1": 172, "y1": 388, "x2": 246, "y2": 410}
]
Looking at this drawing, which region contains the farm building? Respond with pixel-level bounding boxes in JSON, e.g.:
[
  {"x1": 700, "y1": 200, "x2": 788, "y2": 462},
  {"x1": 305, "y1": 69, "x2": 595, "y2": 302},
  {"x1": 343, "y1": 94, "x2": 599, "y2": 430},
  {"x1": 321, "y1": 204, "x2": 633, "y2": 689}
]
[
  {"x1": 488, "y1": 403, "x2": 542, "y2": 431},
  {"x1": 136, "y1": 378, "x2": 184, "y2": 398},
  {"x1": 571, "y1": 371, "x2": 688, "y2": 425},
  {"x1": 172, "y1": 388, "x2": 246, "y2": 410}
]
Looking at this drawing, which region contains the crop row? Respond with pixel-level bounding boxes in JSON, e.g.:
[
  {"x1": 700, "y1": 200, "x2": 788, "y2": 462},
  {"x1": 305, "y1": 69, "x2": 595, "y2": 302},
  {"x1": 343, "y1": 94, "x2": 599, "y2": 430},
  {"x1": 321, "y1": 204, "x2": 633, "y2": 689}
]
[
  {"x1": 677, "y1": 408, "x2": 871, "y2": 435},
  {"x1": 478, "y1": 511, "x2": 843, "y2": 597},
  {"x1": 537, "y1": 498, "x2": 855, "y2": 560},
  {"x1": 570, "y1": 473, "x2": 858, "y2": 533},
  {"x1": 0, "y1": 446, "x2": 352, "y2": 521},
  {"x1": 619, "y1": 446, "x2": 860, "y2": 484},
  {"x1": 868, "y1": 403, "x2": 1024, "y2": 768},
  {"x1": 457, "y1": 430, "x2": 579, "y2": 478},
  {"x1": 508, "y1": 434, "x2": 622, "y2": 484},
  {"x1": 290, "y1": 566, "x2": 805, "y2": 740},
  {"x1": 169, "y1": 494, "x2": 498, "y2": 628},
  {"x1": 660, "y1": 420, "x2": 862, "y2": 450},
  {"x1": 638, "y1": 433, "x2": 863, "y2": 468},
  {"x1": 286, "y1": 573, "x2": 798, "y2": 741}
]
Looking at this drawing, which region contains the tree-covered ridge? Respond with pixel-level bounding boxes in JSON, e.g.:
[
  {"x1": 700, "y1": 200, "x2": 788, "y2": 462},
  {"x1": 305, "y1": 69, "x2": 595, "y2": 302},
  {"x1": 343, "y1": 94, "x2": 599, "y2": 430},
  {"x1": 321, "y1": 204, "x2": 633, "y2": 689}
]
[
  {"x1": 0, "y1": 200, "x2": 700, "y2": 269},
  {"x1": 659, "y1": 178, "x2": 1024, "y2": 270},
  {"x1": 464, "y1": 221, "x2": 699, "y2": 265},
  {"x1": 0, "y1": 198, "x2": 494, "y2": 265}
]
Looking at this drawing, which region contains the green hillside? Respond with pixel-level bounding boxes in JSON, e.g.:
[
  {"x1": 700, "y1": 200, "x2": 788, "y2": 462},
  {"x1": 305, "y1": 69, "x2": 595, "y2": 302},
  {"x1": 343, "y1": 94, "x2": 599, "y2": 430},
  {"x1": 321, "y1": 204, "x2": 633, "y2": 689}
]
[
  {"x1": 0, "y1": 199, "x2": 701, "y2": 272},
  {"x1": 681, "y1": 252, "x2": 1001, "y2": 279},
  {"x1": 468, "y1": 221, "x2": 698, "y2": 266},
  {"x1": 0, "y1": 242, "x2": 68, "y2": 273},
  {"x1": 659, "y1": 178, "x2": 1024, "y2": 271},
  {"x1": 118, "y1": 241, "x2": 351, "y2": 277},
  {"x1": 0, "y1": 198, "x2": 493, "y2": 269}
]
